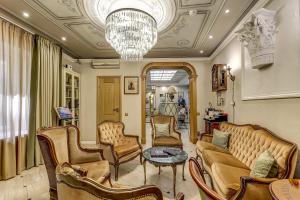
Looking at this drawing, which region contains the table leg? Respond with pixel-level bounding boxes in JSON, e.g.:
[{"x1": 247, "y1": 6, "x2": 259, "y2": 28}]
[
  {"x1": 182, "y1": 161, "x2": 186, "y2": 181},
  {"x1": 171, "y1": 165, "x2": 177, "y2": 197},
  {"x1": 143, "y1": 159, "x2": 147, "y2": 184},
  {"x1": 158, "y1": 166, "x2": 161, "y2": 175}
]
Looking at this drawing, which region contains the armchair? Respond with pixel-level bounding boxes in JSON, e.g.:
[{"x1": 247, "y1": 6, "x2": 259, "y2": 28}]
[
  {"x1": 56, "y1": 162, "x2": 184, "y2": 200},
  {"x1": 151, "y1": 115, "x2": 183, "y2": 149},
  {"x1": 189, "y1": 157, "x2": 224, "y2": 200},
  {"x1": 97, "y1": 121, "x2": 143, "y2": 181},
  {"x1": 37, "y1": 125, "x2": 111, "y2": 199}
]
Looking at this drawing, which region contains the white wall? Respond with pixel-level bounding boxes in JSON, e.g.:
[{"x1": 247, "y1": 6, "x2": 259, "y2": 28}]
[
  {"x1": 208, "y1": 0, "x2": 300, "y2": 177},
  {"x1": 62, "y1": 58, "x2": 211, "y2": 142}
]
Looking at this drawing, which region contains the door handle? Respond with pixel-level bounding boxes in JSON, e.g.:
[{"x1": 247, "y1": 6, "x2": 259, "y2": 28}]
[{"x1": 113, "y1": 108, "x2": 119, "y2": 112}]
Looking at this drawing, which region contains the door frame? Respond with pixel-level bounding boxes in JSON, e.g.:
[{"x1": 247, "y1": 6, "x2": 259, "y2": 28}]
[
  {"x1": 96, "y1": 76, "x2": 122, "y2": 140},
  {"x1": 141, "y1": 62, "x2": 198, "y2": 144}
]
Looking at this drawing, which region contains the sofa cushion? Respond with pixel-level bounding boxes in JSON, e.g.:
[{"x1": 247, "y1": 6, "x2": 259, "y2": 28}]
[
  {"x1": 212, "y1": 163, "x2": 250, "y2": 199},
  {"x1": 202, "y1": 150, "x2": 249, "y2": 169},
  {"x1": 196, "y1": 140, "x2": 230, "y2": 154},
  {"x1": 114, "y1": 143, "x2": 140, "y2": 158},
  {"x1": 153, "y1": 136, "x2": 183, "y2": 147},
  {"x1": 250, "y1": 150, "x2": 279, "y2": 178},
  {"x1": 212, "y1": 129, "x2": 230, "y2": 149},
  {"x1": 77, "y1": 160, "x2": 110, "y2": 183}
]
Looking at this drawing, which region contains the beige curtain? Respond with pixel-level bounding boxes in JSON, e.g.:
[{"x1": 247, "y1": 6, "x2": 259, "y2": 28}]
[
  {"x1": 0, "y1": 18, "x2": 33, "y2": 180},
  {"x1": 27, "y1": 36, "x2": 61, "y2": 168}
]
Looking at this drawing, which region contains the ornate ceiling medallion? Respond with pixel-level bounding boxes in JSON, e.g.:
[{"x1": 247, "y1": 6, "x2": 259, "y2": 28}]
[
  {"x1": 84, "y1": 0, "x2": 176, "y2": 32},
  {"x1": 84, "y1": 0, "x2": 175, "y2": 60}
]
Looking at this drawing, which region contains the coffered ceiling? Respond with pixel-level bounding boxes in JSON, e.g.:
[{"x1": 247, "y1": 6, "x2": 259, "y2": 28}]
[{"x1": 0, "y1": 0, "x2": 258, "y2": 59}]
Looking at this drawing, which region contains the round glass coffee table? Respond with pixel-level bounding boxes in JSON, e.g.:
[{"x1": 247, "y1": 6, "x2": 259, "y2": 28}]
[{"x1": 142, "y1": 147, "x2": 188, "y2": 197}]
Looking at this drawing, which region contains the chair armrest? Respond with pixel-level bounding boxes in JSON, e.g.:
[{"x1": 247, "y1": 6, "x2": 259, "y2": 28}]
[
  {"x1": 170, "y1": 130, "x2": 182, "y2": 140},
  {"x1": 124, "y1": 134, "x2": 142, "y2": 148},
  {"x1": 235, "y1": 176, "x2": 278, "y2": 200},
  {"x1": 199, "y1": 133, "x2": 213, "y2": 143},
  {"x1": 100, "y1": 142, "x2": 117, "y2": 164},
  {"x1": 79, "y1": 146, "x2": 105, "y2": 160},
  {"x1": 175, "y1": 192, "x2": 184, "y2": 200}
]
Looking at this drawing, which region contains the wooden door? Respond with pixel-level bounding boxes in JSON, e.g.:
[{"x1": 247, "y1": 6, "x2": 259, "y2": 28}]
[{"x1": 97, "y1": 76, "x2": 121, "y2": 124}]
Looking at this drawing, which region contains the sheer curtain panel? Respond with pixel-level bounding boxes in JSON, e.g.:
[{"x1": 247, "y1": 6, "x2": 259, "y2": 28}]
[{"x1": 0, "y1": 18, "x2": 33, "y2": 180}]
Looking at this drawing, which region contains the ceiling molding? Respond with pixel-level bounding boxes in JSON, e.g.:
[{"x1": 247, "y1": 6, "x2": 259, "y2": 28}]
[
  {"x1": 30, "y1": 0, "x2": 84, "y2": 20},
  {"x1": 208, "y1": 0, "x2": 271, "y2": 60},
  {"x1": 179, "y1": 0, "x2": 216, "y2": 8}
]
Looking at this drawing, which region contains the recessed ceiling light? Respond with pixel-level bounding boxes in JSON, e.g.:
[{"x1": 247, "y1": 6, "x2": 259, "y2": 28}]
[
  {"x1": 61, "y1": 37, "x2": 67, "y2": 41},
  {"x1": 209, "y1": 35, "x2": 213, "y2": 39},
  {"x1": 225, "y1": 9, "x2": 230, "y2": 14},
  {"x1": 200, "y1": 50, "x2": 204, "y2": 54},
  {"x1": 188, "y1": 10, "x2": 197, "y2": 16},
  {"x1": 22, "y1": 12, "x2": 30, "y2": 18}
]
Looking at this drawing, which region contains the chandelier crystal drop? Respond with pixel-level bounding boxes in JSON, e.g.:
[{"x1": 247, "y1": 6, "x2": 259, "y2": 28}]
[{"x1": 105, "y1": 8, "x2": 157, "y2": 60}]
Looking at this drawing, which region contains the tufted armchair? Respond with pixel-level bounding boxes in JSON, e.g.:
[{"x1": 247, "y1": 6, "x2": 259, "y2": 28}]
[
  {"x1": 97, "y1": 121, "x2": 143, "y2": 181},
  {"x1": 56, "y1": 162, "x2": 184, "y2": 200},
  {"x1": 151, "y1": 115, "x2": 183, "y2": 149},
  {"x1": 37, "y1": 125, "x2": 111, "y2": 199},
  {"x1": 196, "y1": 122, "x2": 298, "y2": 200}
]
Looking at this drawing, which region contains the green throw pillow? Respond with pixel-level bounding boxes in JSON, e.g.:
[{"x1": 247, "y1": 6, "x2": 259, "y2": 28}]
[
  {"x1": 154, "y1": 123, "x2": 170, "y2": 137},
  {"x1": 250, "y1": 150, "x2": 279, "y2": 178},
  {"x1": 212, "y1": 129, "x2": 230, "y2": 149}
]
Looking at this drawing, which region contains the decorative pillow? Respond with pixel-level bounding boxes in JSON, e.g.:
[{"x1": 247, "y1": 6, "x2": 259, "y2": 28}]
[
  {"x1": 212, "y1": 129, "x2": 230, "y2": 149},
  {"x1": 250, "y1": 150, "x2": 279, "y2": 178},
  {"x1": 154, "y1": 123, "x2": 170, "y2": 137}
]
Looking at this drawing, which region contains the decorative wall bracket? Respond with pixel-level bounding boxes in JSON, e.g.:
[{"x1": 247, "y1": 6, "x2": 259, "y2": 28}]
[{"x1": 236, "y1": 8, "x2": 277, "y2": 69}]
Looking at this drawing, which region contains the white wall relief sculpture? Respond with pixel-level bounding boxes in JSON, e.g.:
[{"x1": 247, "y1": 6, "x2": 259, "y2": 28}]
[{"x1": 237, "y1": 8, "x2": 277, "y2": 69}]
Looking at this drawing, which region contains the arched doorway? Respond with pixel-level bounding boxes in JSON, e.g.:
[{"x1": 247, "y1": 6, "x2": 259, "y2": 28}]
[{"x1": 141, "y1": 62, "x2": 198, "y2": 144}]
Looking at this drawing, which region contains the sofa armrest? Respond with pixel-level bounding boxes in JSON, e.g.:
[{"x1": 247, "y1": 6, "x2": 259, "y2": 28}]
[
  {"x1": 199, "y1": 133, "x2": 213, "y2": 143},
  {"x1": 234, "y1": 176, "x2": 278, "y2": 200},
  {"x1": 100, "y1": 142, "x2": 117, "y2": 164}
]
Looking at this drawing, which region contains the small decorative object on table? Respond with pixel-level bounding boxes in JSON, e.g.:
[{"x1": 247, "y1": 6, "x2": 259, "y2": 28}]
[{"x1": 269, "y1": 179, "x2": 300, "y2": 200}]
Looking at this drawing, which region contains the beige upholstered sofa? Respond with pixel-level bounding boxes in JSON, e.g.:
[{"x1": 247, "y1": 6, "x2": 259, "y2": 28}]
[
  {"x1": 196, "y1": 123, "x2": 298, "y2": 200},
  {"x1": 151, "y1": 115, "x2": 183, "y2": 149},
  {"x1": 37, "y1": 125, "x2": 110, "y2": 199},
  {"x1": 56, "y1": 162, "x2": 184, "y2": 200},
  {"x1": 97, "y1": 121, "x2": 143, "y2": 180}
]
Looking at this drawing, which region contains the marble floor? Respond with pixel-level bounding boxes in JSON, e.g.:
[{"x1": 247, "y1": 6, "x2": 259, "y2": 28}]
[{"x1": 0, "y1": 124, "x2": 199, "y2": 200}]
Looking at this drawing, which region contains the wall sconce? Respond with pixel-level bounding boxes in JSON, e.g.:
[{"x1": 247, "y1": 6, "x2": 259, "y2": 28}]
[
  {"x1": 226, "y1": 65, "x2": 235, "y2": 81},
  {"x1": 226, "y1": 65, "x2": 236, "y2": 123}
]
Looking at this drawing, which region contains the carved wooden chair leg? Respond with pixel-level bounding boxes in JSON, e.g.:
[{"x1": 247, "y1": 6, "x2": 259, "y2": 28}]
[
  {"x1": 140, "y1": 153, "x2": 143, "y2": 165},
  {"x1": 114, "y1": 164, "x2": 119, "y2": 181}
]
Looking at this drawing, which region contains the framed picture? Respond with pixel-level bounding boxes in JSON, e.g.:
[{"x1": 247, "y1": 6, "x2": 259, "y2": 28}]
[
  {"x1": 212, "y1": 64, "x2": 227, "y2": 92},
  {"x1": 124, "y1": 76, "x2": 139, "y2": 94}
]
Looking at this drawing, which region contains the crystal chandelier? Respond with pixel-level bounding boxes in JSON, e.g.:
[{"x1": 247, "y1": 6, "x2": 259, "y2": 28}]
[{"x1": 105, "y1": 8, "x2": 157, "y2": 60}]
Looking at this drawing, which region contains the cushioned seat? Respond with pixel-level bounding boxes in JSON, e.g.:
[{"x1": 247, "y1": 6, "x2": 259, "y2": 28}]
[
  {"x1": 98, "y1": 121, "x2": 143, "y2": 181},
  {"x1": 196, "y1": 140, "x2": 230, "y2": 154},
  {"x1": 151, "y1": 115, "x2": 183, "y2": 149},
  {"x1": 153, "y1": 136, "x2": 183, "y2": 147},
  {"x1": 114, "y1": 144, "x2": 141, "y2": 158},
  {"x1": 77, "y1": 160, "x2": 110, "y2": 183},
  {"x1": 202, "y1": 150, "x2": 249, "y2": 169},
  {"x1": 212, "y1": 163, "x2": 250, "y2": 199}
]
